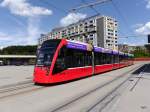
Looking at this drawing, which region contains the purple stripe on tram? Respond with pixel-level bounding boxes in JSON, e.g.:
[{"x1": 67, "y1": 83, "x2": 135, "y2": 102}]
[
  {"x1": 94, "y1": 47, "x2": 113, "y2": 54},
  {"x1": 66, "y1": 42, "x2": 87, "y2": 50},
  {"x1": 112, "y1": 51, "x2": 118, "y2": 55},
  {"x1": 104, "y1": 49, "x2": 112, "y2": 54},
  {"x1": 94, "y1": 47, "x2": 103, "y2": 52},
  {"x1": 119, "y1": 52, "x2": 124, "y2": 55},
  {"x1": 66, "y1": 41, "x2": 131, "y2": 56}
]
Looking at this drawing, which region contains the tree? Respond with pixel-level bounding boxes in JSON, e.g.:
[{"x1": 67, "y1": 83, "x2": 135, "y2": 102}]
[
  {"x1": 1, "y1": 45, "x2": 37, "y2": 55},
  {"x1": 133, "y1": 46, "x2": 150, "y2": 58}
]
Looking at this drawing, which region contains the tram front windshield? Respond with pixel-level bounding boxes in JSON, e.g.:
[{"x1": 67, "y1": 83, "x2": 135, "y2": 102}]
[{"x1": 36, "y1": 40, "x2": 61, "y2": 66}]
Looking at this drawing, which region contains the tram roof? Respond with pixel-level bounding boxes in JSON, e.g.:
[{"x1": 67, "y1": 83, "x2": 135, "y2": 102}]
[{"x1": 66, "y1": 40, "x2": 133, "y2": 57}]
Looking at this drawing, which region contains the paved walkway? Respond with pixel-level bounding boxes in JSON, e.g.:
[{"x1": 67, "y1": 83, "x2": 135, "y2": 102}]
[
  {"x1": 0, "y1": 63, "x2": 142, "y2": 112},
  {"x1": 0, "y1": 66, "x2": 34, "y2": 86},
  {"x1": 107, "y1": 63, "x2": 150, "y2": 112}
]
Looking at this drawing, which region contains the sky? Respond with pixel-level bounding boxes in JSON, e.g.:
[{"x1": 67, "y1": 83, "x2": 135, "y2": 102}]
[{"x1": 0, "y1": 0, "x2": 150, "y2": 48}]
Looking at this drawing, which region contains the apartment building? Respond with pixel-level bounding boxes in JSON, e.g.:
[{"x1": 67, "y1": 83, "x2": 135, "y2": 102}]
[{"x1": 39, "y1": 15, "x2": 118, "y2": 50}]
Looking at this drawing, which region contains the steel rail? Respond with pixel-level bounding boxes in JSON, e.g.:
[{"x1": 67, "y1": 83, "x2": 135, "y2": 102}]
[
  {"x1": 130, "y1": 64, "x2": 149, "y2": 91},
  {"x1": 0, "y1": 79, "x2": 32, "y2": 90},
  {"x1": 92, "y1": 64, "x2": 149, "y2": 112},
  {"x1": 87, "y1": 69, "x2": 136, "y2": 112},
  {"x1": 50, "y1": 64, "x2": 143, "y2": 112},
  {"x1": 0, "y1": 80, "x2": 45, "y2": 99}
]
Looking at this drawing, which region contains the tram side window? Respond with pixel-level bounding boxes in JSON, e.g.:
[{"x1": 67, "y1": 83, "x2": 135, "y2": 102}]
[
  {"x1": 94, "y1": 53, "x2": 99, "y2": 65},
  {"x1": 85, "y1": 52, "x2": 92, "y2": 66},
  {"x1": 101, "y1": 53, "x2": 111, "y2": 64},
  {"x1": 114, "y1": 55, "x2": 119, "y2": 63},
  {"x1": 53, "y1": 47, "x2": 92, "y2": 73},
  {"x1": 65, "y1": 48, "x2": 88, "y2": 68},
  {"x1": 99, "y1": 53, "x2": 103, "y2": 64},
  {"x1": 105, "y1": 53, "x2": 112, "y2": 64},
  {"x1": 119, "y1": 55, "x2": 122, "y2": 62},
  {"x1": 110, "y1": 54, "x2": 113, "y2": 64},
  {"x1": 101, "y1": 53, "x2": 105, "y2": 64},
  {"x1": 119, "y1": 55, "x2": 124, "y2": 63},
  {"x1": 73, "y1": 50, "x2": 85, "y2": 67},
  {"x1": 94, "y1": 52, "x2": 102, "y2": 65},
  {"x1": 65, "y1": 49, "x2": 74, "y2": 68}
]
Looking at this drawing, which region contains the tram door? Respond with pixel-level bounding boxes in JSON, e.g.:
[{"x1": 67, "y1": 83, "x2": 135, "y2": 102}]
[{"x1": 92, "y1": 51, "x2": 95, "y2": 75}]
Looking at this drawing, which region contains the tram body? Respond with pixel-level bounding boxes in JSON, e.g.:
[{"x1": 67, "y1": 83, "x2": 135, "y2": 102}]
[{"x1": 33, "y1": 39, "x2": 134, "y2": 84}]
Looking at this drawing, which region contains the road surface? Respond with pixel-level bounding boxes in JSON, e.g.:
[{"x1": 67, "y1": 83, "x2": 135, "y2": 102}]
[{"x1": 0, "y1": 62, "x2": 149, "y2": 112}]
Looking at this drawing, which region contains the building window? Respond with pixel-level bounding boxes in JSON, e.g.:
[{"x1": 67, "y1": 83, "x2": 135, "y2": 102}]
[
  {"x1": 106, "y1": 40, "x2": 110, "y2": 43},
  {"x1": 90, "y1": 34, "x2": 93, "y2": 37},
  {"x1": 85, "y1": 26, "x2": 88, "y2": 28},
  {"x1": 90, "y1": 38, "x2": 93, "y2": 40},
  {"x1": 108, "y1": 29, "x2": 112, "y2": 32},
  {"x1": 90, "y1": 20, "x2": 93, "y2": 23}
]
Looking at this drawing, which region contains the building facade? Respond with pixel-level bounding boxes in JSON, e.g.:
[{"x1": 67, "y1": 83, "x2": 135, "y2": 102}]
[
  {"x1": 0, "y1": 55, "x2": 36, "y2": 65},
  {"x1": 39, "y1": 15, "x2": 118, "y2": 50},
  {"x1": 118, "y1": 44, "x2": 129, "y2": 53}
]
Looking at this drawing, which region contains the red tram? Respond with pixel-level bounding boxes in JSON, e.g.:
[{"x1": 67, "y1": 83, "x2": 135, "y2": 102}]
[{"x1": 33, "y1": 39, "x2": 134, "y2": 84}]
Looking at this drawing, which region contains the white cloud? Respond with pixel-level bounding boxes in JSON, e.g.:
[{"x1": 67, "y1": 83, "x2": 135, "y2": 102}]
[
  {"x1": 135, "y1": 21, "x2": 150, "y2": 35},
  {"x1": 26, "y1": 17, "x2": 43, "y2": 45},
  {"x1": 0, "y1": 32, "x2": 24, "y2": 47},
  {"x1": 132, "y1": 23, "x2": 143, "y2": 29},
  {"x1": 0, "y1": 17, "x2": 44, "y2": 47},
  {"x1": 60, "y1": 13, "x2": 87, "y2": 26},
  {"x1": 0, "y1": 30, "x2": 39, "y2": 48},
  {"x1": 0, "y1": 32, "x2": 13, "y2": 41},
  {"x1": 146, "y1": 0, "x2": 150, "y2": 9},
  {"x1": 0, "y1": 0, "x2": 52, "y2": 47},
  {"x1": 0, "y1": 0, "x2": 52, "y2": 17},
  {"x1": 0, "y1": 19, "x2": 43, "y2": 47},
  {"x1": 0, "y1": 32, "x2": 21, "y2": 43}
]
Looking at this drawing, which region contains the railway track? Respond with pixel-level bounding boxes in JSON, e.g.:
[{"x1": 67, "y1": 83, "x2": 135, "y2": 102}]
[
  {"x1": 0, "y1": 79, "x2": 32, "y2": 90},
  {"x1": 87, "y1": 73, "x2": 132, "y2": 112},
  {"x1": 49, "y1": 64, "x2": 143, "y2": 112},
  {"x1": 0, "y1": 80, "x2": 44, "y2": 99},
  {"x1": 92, "y1": 64, "x2": 150, "y2": 112}
]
